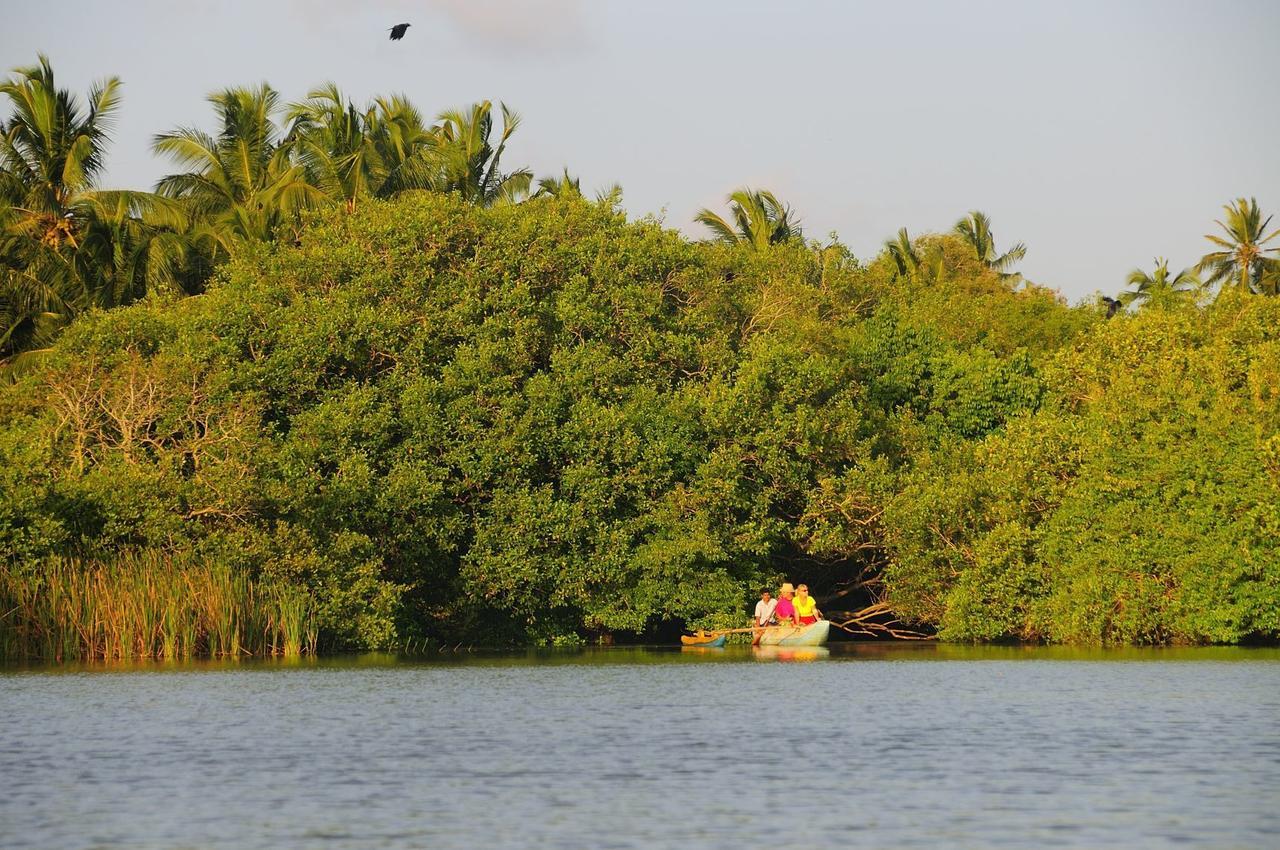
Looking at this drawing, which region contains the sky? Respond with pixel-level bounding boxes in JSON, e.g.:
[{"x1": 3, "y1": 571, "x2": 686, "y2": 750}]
[{"x1": 3, "y1": 0, "x2": 1278, "y2": 301}]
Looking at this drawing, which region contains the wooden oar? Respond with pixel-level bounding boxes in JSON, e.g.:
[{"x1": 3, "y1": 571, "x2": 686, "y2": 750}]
[
  {"x1": 685, "y1": 621, "x2": 810, "y2": 644},
  {"x1": 688, "y1": 627, "x2": 758, "y2": 638}
]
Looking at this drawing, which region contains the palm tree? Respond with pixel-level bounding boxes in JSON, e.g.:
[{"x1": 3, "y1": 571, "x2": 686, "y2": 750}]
[
  {"x1": 953, "y1": 211, "x2": 1026, "y2": 280},
  {"x1": 153, "y1": 84, "x2": 325, "y2": 255},
  {"x1": 286, "y1": 85, "x2": 438, "y2": 212},
  {"x1": 533, "y1": 168, "x2": 623, "y2": 206},
  {"x1": 0, "y1": 55, "x2": 118, "y2": 248},
  {"x1": 1118, "y1": 258, "x2": 1201, "y2": 310},
  {"x1": 1, "y1": 55, "x2": 119, "y2": 351},
  {"x1": 431, "y1": 101, "x2": 532, "y2": 206},
  {"x1": 1259, "y1": 265, "x2": 1280, "y2": 297},
  {"x1": 366, "y1": 95, "x2": 440, "y2": 199},
  {"x1": 0, "y1": 247, "x2": 75, "y2": 365},
  {"x1": 884, "y1": 228, "x2": 921, "y2": 278},
  {"x1": 695, "y1": 188, "x2": 800, "y2": 250},
  {"x1": 72, "y1": 192, "x2": 200, "y2": 307},
  {"x1": 883, "y1": 227, "x2": 944, "y2": 283},
  {"x1": 286, "y1": 84, "x2": 377, "y2": 214},
  {"x1": 1, "y1": 56, "x2": 192, "y2": 368},
  {"x1": 1197, "y1": 198, "x2": 1280, "y2": 295},
  {"x1": 533, "y1": 168, "x2": 583, "y2": 199}
]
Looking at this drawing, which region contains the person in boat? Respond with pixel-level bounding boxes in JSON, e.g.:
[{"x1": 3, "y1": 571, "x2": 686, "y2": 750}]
[
  {"x1": 793, "y1": 584, "x2": 822, "y2": 625},
  {"x1": 752, "y1": 588, "x2": 779, "y2": 646},
  {"x1": 774, "y1": 582, "x2": 799, "y2": 627},
  {"x1": 753, "y1": 589, "x2": 778, "y2": 627}
]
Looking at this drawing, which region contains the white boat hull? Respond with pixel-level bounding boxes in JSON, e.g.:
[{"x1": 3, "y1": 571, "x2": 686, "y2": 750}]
[{"x1": 755, "y1": 620, "x2": 829, "y2": 646}]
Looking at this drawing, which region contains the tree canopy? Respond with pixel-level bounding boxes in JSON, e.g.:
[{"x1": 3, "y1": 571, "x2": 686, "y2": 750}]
[{"x1": 2, "y1": 57, "x2": 1278, "y2": 656}]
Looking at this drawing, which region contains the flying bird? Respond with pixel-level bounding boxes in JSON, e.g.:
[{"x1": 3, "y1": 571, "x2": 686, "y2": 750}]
[{"x1": 389, "y1": 23, "x2": 411, "y2": 41}]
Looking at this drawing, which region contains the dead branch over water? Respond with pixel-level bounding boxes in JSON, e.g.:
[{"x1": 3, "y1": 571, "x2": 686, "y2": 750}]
[{"x1": 827, "y1": 603, "x2": 934, "y2": 640}]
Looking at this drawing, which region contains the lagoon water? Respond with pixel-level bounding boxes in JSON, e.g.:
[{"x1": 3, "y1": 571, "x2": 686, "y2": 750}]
[{"x1": 3, "y1": 644, "x2": 1279, "y2": 849}]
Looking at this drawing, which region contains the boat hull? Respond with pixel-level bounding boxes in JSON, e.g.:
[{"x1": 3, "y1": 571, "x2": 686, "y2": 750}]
[
  {"x1": 755, "y1": 620, "x2": 829, "y2": 647},
  {"x1": 680, "y1": 633, "x2": 727, "y2": 648}
]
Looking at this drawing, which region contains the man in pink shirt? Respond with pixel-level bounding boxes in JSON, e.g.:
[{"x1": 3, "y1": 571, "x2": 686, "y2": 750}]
[{"x1": 774, "y1": 582, "x2": 799, "y2": 627}]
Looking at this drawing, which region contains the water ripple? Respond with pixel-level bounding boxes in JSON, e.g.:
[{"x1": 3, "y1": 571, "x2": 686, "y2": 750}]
[{"x1": 2, "y1": 647, "x2": 1278, "y2": 849}]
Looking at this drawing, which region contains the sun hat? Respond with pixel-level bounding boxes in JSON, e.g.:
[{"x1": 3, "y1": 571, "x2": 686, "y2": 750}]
[{"x1": 779, "y1": 582, "x2": 795, "y2": 596}]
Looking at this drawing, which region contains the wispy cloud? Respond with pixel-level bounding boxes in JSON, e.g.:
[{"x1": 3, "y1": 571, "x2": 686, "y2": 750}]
[{"x1": 429, "y1": 0, "x2": 586, "y2": 51}]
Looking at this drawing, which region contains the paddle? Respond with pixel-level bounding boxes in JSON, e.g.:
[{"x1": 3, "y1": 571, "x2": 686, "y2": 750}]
[{"x1": 688, "y1": 627, "x2": 758, "y2": 638}]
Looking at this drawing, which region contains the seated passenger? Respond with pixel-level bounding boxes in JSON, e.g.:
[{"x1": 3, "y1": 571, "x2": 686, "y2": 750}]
[
  {"x1": 774, "y1": 583, "x2": 798, "y2": 627},
  {"x1": 793, "y1": 584, "x2": 821, "y2": 625},
  {"x1": 753, "y1": 590, "x2": 778, "y2": 627},
  {"x1": 752, "y1": 589, "x2": 778, "y2": 646}
]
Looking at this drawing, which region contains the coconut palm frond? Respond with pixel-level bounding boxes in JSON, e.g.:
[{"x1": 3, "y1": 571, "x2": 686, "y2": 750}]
[
  {"x1": 1198, "y1": 198, "x2": 1280, "y2": 294},
  {"x1": 697, "y1": 188, "x2": 800, "y2": 250},
  {"x1": 954, "y1": 210, "x2": 1025, "y2": 280},
  {"x1": 1117, "y1": 257, "x2": 1201, "y2": 310}
]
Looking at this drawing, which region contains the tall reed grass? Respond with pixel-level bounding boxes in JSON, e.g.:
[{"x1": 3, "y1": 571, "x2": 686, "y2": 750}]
[{"x1": 0, "y1": 551, "x2": 317, "y2": 662}]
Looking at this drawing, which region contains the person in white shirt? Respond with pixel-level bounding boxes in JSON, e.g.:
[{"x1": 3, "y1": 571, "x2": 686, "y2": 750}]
[{"x1": 752, "y1": 589, "x2": 778, "y2": 645}]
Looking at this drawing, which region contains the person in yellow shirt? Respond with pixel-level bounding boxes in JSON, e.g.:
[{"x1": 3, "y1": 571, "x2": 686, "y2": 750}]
[{"x1": 793, "y1": 584, "x2": 821, "y2": 625}]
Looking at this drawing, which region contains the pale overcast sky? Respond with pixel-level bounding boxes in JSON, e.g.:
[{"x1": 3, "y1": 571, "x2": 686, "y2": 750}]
[{"x1": 4, "y1": 0, "x2": 1278, "y2": 301}]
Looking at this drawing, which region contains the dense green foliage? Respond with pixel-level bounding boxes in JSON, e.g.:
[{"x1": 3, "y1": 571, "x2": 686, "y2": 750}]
[
  {"x1": 3, "y1": 192, "x2": 1277, "y2": 652},
  {"x1": 1, "y1": 59, "x2": 539, "y2": 369},
  {"x1": 3, "y1": 57, "x2": 1278, "y2": 654},
  {"x1": 886, "y1": 298, "x2": 1280, "y2": 643}
]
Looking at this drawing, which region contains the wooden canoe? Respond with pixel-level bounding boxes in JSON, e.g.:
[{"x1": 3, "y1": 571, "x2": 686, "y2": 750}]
[
  {"x1": 754, "y1": 620, "x2": 829, "y2": 647},
  {"x1": 680, "y1": 632, "x2": 728, "y2": 648}
]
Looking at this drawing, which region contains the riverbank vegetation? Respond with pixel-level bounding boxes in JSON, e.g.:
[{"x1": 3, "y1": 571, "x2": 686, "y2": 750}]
[
  {"x1": 0, "y1": 551, "x2": 316, "y2": 660},
  {"x1": 2, "y1": 58, "x2": 1278, "y2": 656}
]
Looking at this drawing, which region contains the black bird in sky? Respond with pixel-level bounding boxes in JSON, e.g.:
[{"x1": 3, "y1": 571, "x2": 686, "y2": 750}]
[{"x1": 389, "y1": 23, "x2": 411, "y2": 41}]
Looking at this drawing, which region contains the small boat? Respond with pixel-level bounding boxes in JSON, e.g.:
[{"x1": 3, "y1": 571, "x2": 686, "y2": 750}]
[
  {"x1": 680, "y1": 632, "x2": 727, "y2": 648},
  {"x1": 754, "y1": 620, "x2": 829, "y2": 647}
]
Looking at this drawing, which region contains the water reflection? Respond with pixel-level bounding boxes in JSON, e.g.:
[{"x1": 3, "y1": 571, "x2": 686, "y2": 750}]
[
  {"x1": 5, "y1": 641, "x2": 1280, "y2": 674},
  {"x1": 751, "y1": 646, "x2": 830, "y2": 662}
]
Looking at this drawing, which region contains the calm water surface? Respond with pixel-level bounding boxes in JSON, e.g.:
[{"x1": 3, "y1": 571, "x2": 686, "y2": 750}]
[{"x1": 3, "y1": 644, "x2": 1279, "y2": 850}]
